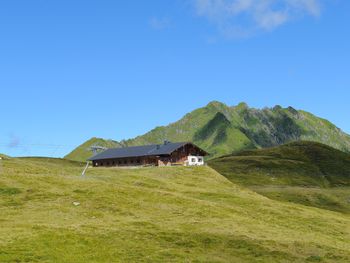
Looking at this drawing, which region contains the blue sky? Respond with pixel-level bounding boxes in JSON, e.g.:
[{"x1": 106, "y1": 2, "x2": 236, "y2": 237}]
[{"x1": 1, "y1": 0, "x2": 349, "y2": 157}]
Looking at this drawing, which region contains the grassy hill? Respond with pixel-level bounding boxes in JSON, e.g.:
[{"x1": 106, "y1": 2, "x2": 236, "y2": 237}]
[
  {"x1": 1, "y1": 157, "x2": 350, "y2": 262},
  {"x1": 0, "y1": 153, "x2": 10, "y2": 159},
  {"x1": 65, "y1": 137, "x2": 120, "y2": 162},
  {"x1": 208, "y1": 141, "x2": 350, "y2": 213},
  {"x1": 65, "y1": 101, "x2": 350, "y2": 162}
]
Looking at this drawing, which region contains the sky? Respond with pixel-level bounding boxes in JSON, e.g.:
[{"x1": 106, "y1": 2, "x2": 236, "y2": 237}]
[{"x1": 1, "y1": 0, "x2": 349, "y2": 157}]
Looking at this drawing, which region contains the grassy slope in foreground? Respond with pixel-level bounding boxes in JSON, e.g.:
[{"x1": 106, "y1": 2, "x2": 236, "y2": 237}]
[
  {"x1": 208, "y1": 141, "x2": 350, "y2": 213},
  {"x1": 1, "y1": 157, "x2": 350, "y2": 262}
]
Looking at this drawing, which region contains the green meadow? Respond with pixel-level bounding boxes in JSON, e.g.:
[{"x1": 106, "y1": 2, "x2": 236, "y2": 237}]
[
  {"x1": 208, "y1": 141, "x2": 350, "y2": 214},
  {"x1": 0, "y1": 156, "x2": 349, "y2": 262}
]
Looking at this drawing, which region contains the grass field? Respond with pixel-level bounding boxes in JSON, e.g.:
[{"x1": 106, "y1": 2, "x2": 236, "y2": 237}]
[
  {"x1": 208, "y1": 141, "x2": 350, "y2": 213},
  {"x1": 0, "y1": 156, "x2": 350, "y2": 262}
]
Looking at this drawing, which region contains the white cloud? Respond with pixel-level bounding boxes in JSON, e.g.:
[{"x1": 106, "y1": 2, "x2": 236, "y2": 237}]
[
  {"x1": 149, "y1": 17, "x2": 171, "y2": 30},
  {"x1": 193, "y1": 0, "x2": 322, "y2": 37}
]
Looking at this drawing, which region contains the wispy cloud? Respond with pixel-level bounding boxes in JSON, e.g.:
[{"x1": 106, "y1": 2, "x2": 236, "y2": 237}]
[
  {"x1": 193, "y1": 0, "x2": 322, "y2": 37},
  {"x1": 7, "y1": 134, "x2": 20, "y2": 148},
  {"x1": 149, "y1": 17, "x2": 171, "y2": 30}
]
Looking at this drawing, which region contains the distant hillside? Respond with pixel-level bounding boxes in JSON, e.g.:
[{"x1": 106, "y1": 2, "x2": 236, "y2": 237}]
[
  {"x1": 65, "y1": 138, "x2": 120, "y2": 162},
  {"x1": 66, "y1": 101, "x2": 350, "y2": 161},
  {"x1": 0, "y1": 154, "x2": 10, "y2": 159},
  {"x1": 208, "y1": 141, "x2": 350, "y2": 213}
]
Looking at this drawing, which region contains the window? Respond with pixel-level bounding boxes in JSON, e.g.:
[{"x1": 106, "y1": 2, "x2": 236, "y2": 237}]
[
  {"x1": 137, "y1": 159, "x2": 141, "y2": 164},
  {"x1": 198, "y1": 158, "x2": 203, "y2": 162},
  {"x1": 191, "y1": 158, "x2": 196, "y2": 163}
]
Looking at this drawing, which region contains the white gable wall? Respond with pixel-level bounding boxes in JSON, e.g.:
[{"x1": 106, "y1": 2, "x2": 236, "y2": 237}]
[{"x1": 186, "y1": 155, "x2": 205, "y2": 166}]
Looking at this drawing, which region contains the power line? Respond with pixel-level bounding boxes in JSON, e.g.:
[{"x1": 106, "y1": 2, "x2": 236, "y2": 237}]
[{"x1": 0, "y1": 143, "x2": 76, "y2": 149}]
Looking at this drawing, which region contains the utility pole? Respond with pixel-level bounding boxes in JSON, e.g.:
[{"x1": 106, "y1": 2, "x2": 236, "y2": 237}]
[
  {"x1": 89, "y1": 145, "x2": 108, "y2": 156},
  {"x1": 81, "y1": 161, "x2": 89, "y2": 177},
  {"x1": 81, "y1": 145, "x2": 107, "y2": 177}
]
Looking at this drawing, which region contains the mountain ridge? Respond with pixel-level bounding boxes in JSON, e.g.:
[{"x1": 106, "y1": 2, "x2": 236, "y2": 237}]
[{"x1": 65, "y1": 101, "x2": 350, "y2": 162}]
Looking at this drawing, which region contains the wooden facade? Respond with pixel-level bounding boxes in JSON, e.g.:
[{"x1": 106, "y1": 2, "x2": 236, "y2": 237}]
[{"x1": 92, "y1": 143, "x2": 207, "y2": 167}]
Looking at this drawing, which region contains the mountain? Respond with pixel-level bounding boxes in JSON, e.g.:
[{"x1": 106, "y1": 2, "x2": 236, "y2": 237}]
[
  {"x1": 208, "y1": 141, "x2": 350, "y2": 213},
  {"x1": 1, "y1": 156, "x2": 350, "y2": 262},
  {"x1": 65, "y1": 101, "x2": 350, "y2": 161},
  {"x1": 65, "y1": 137, "x2": 120, "y2": 162}
]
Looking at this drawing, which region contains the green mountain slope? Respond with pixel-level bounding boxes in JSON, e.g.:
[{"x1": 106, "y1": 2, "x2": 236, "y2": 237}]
[
  {"x1": 66, "y1": 101, "x2": 350, "y2": 161},
  {"x1": 65, "y1": 137, "x2": 120, "y2": 162},
  {"x1": 208, "y1": 141, "x2": 350, "y2": 213},
  {"x1": 1, "y1": 157, "x2": 350, "y2": 262}
]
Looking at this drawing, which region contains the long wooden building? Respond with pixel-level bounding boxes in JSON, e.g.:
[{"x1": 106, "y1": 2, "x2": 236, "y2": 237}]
[{"x1": 89, "y1": 141, "x2": 208, "y2": 167}]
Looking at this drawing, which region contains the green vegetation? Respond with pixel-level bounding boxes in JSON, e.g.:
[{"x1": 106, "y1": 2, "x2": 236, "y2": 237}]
[
  {"x1": 208, "y1": 141, "x2": 350, "y2": 213},
  {"x1": 65, "y1": 137, "x2": 120, "y2": 162},
  {"x1": 1, "y1": 157, "x2": 350, "y2": 262},
  {"x1": 0, "y1": 153, "x2": 10, "y2": 159},
  {"x1": 66, "y1": 101, "x2": 350, "y2": 162}
]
